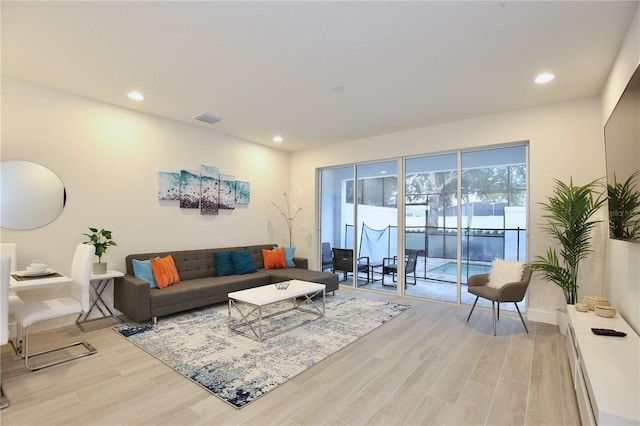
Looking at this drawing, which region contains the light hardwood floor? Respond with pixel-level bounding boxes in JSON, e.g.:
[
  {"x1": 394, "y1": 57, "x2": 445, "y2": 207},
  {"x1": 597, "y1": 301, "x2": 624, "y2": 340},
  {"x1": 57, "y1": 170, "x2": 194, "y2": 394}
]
[{"x1": 1, "y1": 287, "x2": 579, "y2": 426}]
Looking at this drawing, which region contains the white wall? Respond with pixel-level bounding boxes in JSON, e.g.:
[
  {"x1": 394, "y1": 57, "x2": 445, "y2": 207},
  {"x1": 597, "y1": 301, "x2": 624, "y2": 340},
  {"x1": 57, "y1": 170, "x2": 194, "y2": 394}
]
[
  {"x1": 1, "y1": 77, "x2": 293, "y2": 325},
  {"x1": 601, "y1": 6, "x2": 640, "y2": 334},
  {"x1": 291, "y1": 96, "x2": 608, "y2": 324}
]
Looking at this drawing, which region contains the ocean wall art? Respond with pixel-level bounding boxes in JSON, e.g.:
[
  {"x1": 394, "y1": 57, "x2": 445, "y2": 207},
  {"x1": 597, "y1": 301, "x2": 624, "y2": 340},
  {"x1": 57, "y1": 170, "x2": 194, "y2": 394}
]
[
  {"x1": 157, "y1": 171, "x2": 180, "y2": 200},
  {"x1": 235, "y1": 181, "x2": 250, "y2": 204},
  {"x1": 157, "y1": 165, "x2": 250, "y2": 216},
  {"x1": 200, "y1": 165, "x2": 219, "y2": 215}
]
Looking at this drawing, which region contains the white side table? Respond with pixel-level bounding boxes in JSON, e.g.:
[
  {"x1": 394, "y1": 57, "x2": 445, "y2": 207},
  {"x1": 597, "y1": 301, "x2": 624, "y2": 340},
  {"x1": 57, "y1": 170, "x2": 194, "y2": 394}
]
[{"x1": 76, "y1": 270, "x2": 125, "y2": 331}]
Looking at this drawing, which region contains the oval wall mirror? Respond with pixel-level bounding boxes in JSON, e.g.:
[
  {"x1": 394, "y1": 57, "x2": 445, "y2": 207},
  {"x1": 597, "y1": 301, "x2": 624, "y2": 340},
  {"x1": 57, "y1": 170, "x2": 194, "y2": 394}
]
[{"x1": 0, "y1": 160, "x2": 66, "y2": 230}]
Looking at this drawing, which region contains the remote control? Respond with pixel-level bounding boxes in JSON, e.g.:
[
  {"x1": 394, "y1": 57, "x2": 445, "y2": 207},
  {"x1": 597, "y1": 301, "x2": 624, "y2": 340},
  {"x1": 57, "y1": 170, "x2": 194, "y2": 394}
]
[{"x1": 591, "y1": 328, "x2": 627, "y2": 337}]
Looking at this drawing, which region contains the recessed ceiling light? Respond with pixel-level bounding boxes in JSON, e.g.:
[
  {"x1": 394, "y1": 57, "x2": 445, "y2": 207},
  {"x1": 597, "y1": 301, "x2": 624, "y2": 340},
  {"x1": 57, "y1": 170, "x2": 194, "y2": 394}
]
[
  {"x1": 273, "y1": 136, "x2": 283, "y2": 143},
  {"x1": 127, "y1": 91, "x2": 145, "y2": 101},
  {"x1": 534, "y1": 73, "x2": 555, "y2": 84}
]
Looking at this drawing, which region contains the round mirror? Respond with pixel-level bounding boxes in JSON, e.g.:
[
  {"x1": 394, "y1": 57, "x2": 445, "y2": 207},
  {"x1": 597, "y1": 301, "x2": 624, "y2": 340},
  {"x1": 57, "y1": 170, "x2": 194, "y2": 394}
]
[{"x1": 1, "y1": 160, "x2": 66, "y2": 230}]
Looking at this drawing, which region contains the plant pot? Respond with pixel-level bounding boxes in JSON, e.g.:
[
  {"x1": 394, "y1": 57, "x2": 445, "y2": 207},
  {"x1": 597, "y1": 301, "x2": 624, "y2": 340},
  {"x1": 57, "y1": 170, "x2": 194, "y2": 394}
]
[
  {"x1": 557, "y1": 307, "x2": 568, "y2": 335},
  {"x1": 93, "y1": 262, "x2": 107, "y2": 274}
]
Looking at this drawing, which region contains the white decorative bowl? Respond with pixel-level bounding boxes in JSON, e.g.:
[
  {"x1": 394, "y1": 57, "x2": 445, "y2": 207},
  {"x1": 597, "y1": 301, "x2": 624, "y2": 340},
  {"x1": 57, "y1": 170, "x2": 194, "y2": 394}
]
[
  {"x1": 26, "y1": 263, "x2": 47, "y2": 274},
  {"x1": 275, "y1": 281, "x2": 290, "y2": 290}
]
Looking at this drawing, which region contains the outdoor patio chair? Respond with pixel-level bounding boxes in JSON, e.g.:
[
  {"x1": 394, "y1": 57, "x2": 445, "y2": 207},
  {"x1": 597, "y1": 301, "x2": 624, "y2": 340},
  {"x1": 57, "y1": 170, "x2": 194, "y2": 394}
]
[
  {"x1": 321, "y1": 242, "x2": 333, "y2": 271},
  {"x1": 466, "y1": 261, "x2": 531, "y2": 336},
  {"x1": 332, "y1": 248, "x2": 369, "y2": 282},
  {"x1": 382, "y1": 249, "x2": 418, "y2": 287}
]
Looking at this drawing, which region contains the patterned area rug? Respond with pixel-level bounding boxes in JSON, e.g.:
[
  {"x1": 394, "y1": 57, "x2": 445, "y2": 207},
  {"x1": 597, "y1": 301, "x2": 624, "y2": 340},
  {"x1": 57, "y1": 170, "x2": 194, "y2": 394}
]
[{"x1": 114, "y1": 294, "x2": 410, "y2": 408}]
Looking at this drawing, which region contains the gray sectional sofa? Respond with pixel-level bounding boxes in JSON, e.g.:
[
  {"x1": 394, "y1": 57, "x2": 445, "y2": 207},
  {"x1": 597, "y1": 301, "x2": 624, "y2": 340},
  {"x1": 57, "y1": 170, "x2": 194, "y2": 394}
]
[{"x1": 114, "y1": 244, "x2": 339, "y2": 322}]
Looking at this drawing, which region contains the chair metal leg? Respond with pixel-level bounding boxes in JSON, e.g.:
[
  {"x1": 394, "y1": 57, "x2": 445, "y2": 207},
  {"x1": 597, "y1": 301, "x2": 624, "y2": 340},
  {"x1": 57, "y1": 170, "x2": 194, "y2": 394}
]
[
  {"x1": 22, "y1": 323, "x2": 97, "y2": 371},
  {"x1": 514, "y1": 302, "x2": 529, "y2": 334},
  {"x1": 466, "y1": 296, "x2": 479, "y2": 322},
  {"x1": 497, "y1": 302, "x2": 500, "y2": 320},
  {"x1": 0, "y1": 385, "x2": 9, "y2": 410},
  {"x1": 492, "y1": 301, "x2": 497, "y2": 336}
]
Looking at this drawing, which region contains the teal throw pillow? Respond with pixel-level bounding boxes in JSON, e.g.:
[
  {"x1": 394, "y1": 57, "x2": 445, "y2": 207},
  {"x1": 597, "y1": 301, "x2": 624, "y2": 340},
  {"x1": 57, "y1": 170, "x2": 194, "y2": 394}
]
[
  {"x1": 231, "y1": 250, "x2": 257, "y2": 275},
  {"x1": 284, "y1": 246, "x2": 296, "y2": 268},
  {"x1": 132, "y1": 258, "x2": 158, "y2": 288},
  {"x1": 214, "y1": 252, "x2": 235, "y2": 276}
]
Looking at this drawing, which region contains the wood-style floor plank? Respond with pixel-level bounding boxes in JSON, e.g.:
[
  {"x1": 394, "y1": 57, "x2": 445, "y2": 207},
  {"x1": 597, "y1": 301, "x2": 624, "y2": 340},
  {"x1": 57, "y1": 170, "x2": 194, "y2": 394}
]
[{"x1": 1, "y1": 287, "x2": 578, "y2": 425}]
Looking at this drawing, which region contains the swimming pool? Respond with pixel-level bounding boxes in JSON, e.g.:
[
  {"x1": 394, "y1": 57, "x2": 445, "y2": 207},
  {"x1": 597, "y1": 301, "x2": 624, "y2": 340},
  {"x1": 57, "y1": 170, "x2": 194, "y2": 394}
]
[{"x1": 429, "y1": 262, "x2": 491, "y2": 276}]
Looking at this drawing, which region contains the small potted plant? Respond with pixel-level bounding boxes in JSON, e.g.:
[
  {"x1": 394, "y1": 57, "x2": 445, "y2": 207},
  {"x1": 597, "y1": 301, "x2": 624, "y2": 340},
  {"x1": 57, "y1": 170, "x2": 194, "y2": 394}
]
[{"x1": 83, "y1": 227, "x2": 117, "y2": 274}]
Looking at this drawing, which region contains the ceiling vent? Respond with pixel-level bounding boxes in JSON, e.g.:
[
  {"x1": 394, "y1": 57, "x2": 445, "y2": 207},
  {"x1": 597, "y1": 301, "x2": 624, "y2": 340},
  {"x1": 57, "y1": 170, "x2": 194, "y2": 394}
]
[{"x1": 193, "y1": 112, "x2": 222, "y2": 124}]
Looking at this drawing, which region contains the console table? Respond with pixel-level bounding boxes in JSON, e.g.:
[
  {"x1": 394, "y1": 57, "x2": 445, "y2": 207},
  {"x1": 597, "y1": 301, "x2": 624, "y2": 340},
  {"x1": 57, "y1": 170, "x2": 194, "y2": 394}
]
[
  {"x1": 76, "y1": 269, "x2": 124, "y2": 331},
  {"x1": 566, "y1": 305, "x2": 639, "y2": 425}
]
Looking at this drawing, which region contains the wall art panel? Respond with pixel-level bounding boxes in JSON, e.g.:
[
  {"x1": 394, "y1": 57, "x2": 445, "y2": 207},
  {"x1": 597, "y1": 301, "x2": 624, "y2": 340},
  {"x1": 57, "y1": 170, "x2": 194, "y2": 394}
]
[
  {"x1": 179, "y1": 169, "x2": 201, "y2": 209},
  {"x1": 157, "y1": 171, "x2": 180, "y2": 200},
  {"x1": 235, "y1": 180, "x2": 250, "y2": 204},
  {"x1": 200, "y1": 165, "x2": 219, "y2": 215},
  {"x1": 219, "y1": 174, "x2": 235, "y2": 210}
]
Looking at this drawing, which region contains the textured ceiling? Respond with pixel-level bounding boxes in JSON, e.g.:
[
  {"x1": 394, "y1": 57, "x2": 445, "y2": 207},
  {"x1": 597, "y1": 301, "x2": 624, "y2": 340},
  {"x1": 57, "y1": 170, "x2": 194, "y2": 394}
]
[{"x1": 2, "y1": 1, "x2": 638, "y2": 151}]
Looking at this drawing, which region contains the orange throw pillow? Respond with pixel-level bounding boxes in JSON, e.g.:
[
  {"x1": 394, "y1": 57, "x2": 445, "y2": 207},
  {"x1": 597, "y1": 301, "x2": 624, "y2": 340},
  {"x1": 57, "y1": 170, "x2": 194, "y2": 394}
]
[
  {"x1": 262, "y1": 247, "x2": 287, "y2": 269},
  {"x1": 150, "y1": 255, "x2": 180, "y2": 289}
]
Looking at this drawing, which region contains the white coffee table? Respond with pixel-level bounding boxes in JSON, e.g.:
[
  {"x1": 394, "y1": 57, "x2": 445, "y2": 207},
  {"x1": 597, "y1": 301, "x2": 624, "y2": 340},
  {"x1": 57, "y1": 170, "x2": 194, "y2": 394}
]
[{"x1": 228, "y1": 280, "x2": 326, "y2": 341}]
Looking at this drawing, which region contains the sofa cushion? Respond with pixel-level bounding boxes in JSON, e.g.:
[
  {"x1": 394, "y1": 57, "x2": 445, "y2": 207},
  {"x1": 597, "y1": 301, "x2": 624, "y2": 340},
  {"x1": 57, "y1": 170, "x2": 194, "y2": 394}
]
[
  {"x1": 284, "y1": 247, "x2": 296, "y2": 268},
  {"x1": 231, "y1": 251, "x2": 258, "y2": 275},
  {"x1": 262, "y1": 247, "x2": 287, "y2": 269},
  {"x1": 151, "y1": 255, "x2": 181, "y2": 289},
  {"x1": 214, "y1": 251, "x2": 235, "y2": 276},
  {"x1": 150, "y1": 274, "x2": 271, "y2": 311},
  {"x1": 132, "y1": 258, "x2": 158, "y2": 288}
]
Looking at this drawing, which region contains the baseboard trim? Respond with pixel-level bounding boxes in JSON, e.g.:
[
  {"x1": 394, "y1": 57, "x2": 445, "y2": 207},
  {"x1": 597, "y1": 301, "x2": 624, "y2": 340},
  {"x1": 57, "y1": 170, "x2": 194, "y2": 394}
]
[{"x1": 527, "y1": 308, "x2": 559, "y2": 325}]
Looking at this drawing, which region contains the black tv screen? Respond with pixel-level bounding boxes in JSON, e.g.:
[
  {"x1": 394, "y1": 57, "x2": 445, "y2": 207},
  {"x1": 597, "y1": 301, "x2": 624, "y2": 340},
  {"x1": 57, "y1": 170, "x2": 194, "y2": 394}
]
[{"x1": 604, "y1": 64, "x2": 640, "y2": 242}]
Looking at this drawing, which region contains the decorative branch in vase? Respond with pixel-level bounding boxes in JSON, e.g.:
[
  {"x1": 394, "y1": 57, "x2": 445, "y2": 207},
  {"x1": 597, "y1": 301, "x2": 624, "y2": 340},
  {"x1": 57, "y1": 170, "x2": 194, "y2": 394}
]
[{"x1": 272, "y1": 192, "x2": 302, "y2": 247}]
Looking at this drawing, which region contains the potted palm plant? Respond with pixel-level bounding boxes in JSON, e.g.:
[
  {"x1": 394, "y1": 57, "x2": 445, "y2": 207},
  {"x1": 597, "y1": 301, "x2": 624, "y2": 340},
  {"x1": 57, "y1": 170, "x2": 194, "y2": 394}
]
[
  {"x1": 531, "y1": 177, "x2": 606, "y2": 305},
  {"x1": 607, "y1": 171, "x2": 640, "y2": 241},
  {"x1": 83, "y1": 227, "x2": 117, "y2": 274}
]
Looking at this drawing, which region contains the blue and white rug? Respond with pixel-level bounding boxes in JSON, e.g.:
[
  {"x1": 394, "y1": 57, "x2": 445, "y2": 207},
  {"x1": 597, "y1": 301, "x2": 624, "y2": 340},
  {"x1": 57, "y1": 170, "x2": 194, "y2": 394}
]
[{"x1": 114, "y1": 294, "x2": 409, "y2": 408}]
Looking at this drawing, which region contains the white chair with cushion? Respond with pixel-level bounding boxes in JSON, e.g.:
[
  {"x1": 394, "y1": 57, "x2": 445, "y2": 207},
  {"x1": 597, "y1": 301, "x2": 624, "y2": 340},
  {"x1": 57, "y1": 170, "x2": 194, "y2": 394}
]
[
  {"x1": 14, "y1": 243, "x2": 98, "y2": 370},
  {"x1": 0, "y1": 243, "x2": 24, "y2": 314},
  {"x1": 1, "y1": 255, "x2": 12, "y2": 409},
  {"x1": 466, "y1": 259, "x2": 531, "y2": 336}
]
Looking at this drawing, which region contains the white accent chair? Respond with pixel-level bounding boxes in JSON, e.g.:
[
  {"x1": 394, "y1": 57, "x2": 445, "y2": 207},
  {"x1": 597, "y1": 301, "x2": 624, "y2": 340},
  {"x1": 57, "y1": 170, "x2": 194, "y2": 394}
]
[
  {"x1": 1, "y1": 255, "x2": 11, "y2": 409},
  {"x1": 14, "y1": 244, "x2": 97, "y2": 370},
  {"x1": 0, "y1": 243, "x2": 24, "y2": 314}
]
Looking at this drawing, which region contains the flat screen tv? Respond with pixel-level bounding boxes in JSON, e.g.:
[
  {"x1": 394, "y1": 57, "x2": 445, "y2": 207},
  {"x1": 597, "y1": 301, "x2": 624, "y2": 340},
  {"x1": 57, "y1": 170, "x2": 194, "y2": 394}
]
[{"x1": 604, "y1": 64, "x2": 640, "y2": 243}]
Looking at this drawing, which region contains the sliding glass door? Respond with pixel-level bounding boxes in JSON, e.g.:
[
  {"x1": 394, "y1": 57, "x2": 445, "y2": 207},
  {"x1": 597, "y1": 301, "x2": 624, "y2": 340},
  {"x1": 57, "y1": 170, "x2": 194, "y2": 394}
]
[
  {"x1": 319, "y1": 143, "x2": 527, "y2": 307},
  {"x1": 404, "y1": 153, "x2": 458, "y2": 302},
  {"x1": 319, "y1": 161, "x2": 399, "y2": 291},
  {"x1": 460, "y1": 146, "x2": 527, "y2": 310}
]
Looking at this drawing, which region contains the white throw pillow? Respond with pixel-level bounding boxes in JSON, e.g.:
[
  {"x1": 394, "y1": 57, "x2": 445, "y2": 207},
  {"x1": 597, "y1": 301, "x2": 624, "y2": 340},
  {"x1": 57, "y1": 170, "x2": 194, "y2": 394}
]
[{"x1": 487, "y1": 259, "x2": 525, "y2": 289}]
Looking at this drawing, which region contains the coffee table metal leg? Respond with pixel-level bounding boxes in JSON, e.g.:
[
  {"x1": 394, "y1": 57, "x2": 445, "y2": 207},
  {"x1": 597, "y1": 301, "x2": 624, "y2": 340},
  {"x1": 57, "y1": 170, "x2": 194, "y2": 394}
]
[
  {"x1": 229, "y1": 298, "x2": 263, "y2": 341},
  {"x1": 258, "y1": 306, "x2": 263, "y2": 341}
]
